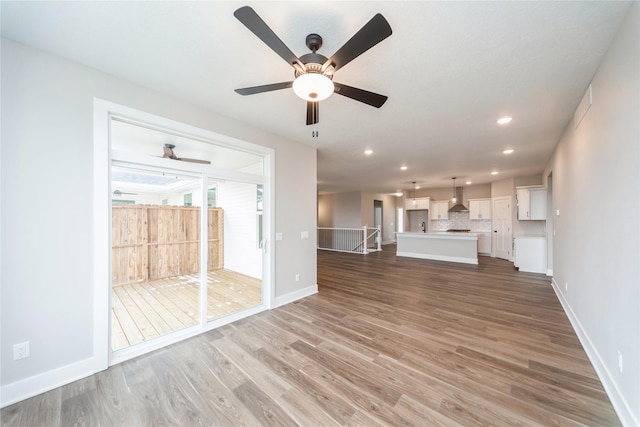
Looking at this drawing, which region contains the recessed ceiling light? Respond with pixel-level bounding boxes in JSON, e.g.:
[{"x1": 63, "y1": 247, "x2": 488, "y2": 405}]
[
  {"x1": 415, "y1": 185, "x2": 420, "y2": 189},
  {"x1": 491, "y1": 171, "x2": 499, "y2": 175},
  {"x1": 497, "y1": 117, "x2": 512, "y2": 125},
  {"x1": 400, "y1": 165, "x2": 408, "y2": 171},
  {"x1": 466, "y1": 181, "x2": 472, "y2": 185},
  {"x1": 503, "y1": 148, "x2": 514, "y2": 154},
  {"x1": 364, "y1": 149, "x2": 373, "y2": 155}
]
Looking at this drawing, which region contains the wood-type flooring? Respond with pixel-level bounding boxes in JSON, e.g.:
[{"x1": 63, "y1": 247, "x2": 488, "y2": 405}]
[
  {"x1": 1, "y1": 246, "x2": 621, "y2": 426},
  {"x1": 111, "y1": 269, "x2": 262, "y2": 350}
]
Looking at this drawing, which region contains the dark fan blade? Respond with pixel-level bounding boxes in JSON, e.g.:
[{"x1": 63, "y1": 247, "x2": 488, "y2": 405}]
[
  {"x1": 306, "y1": 101, "x2": 319, "y2": 125},
  {"x1": 334, "y1": 82, "x2": 388, "y2": 108},
  {"x1": 235, "y1": 81, "x2": 293, "y2": 96},
  {"x1": 113, "y1": 190, "x2": 137, "y2": 196},
  {"x1": 179, "y1": 158, "x2": 211, "y2": 165},
  {"x1": 323, "y1": 14, "x2": 392, "y2": 72},
  {"x1": 234, "y1": 6, "x2": 302, "y2": 68}
]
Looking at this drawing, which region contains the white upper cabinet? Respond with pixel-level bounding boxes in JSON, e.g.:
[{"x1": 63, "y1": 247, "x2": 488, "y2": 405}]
[
  {"x1": 405, "y1": 197, "x2": 430, "y2": 210},
  {"x1": 469, "y1": 198, "x2": 492, "y2": 220},
  {"x1": 516, "y1": 186, "x2": 547, "y2": 220},
  {"x1": 431, "y1": 200, "x2": 449, "y2": 219}
]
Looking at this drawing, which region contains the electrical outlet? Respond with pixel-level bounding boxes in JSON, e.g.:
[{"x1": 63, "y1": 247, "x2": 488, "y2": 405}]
[
  {"x1": 13, "y1": 341, "x2": 30, "y2": 360},
  {"x1": 617, "y1": 351, "x2": 623, "y2": 373},
  {"x1": 295, "y1": 274, "x2": 300, "y2": 282},
  {"x1": 300, "y1": 231, "x2": 309, "y2": 239}
]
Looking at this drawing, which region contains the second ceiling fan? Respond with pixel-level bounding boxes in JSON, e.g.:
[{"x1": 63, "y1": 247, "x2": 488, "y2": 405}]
[{"x1": 233, "y1": 6, "x2": 392, "y2": 125}]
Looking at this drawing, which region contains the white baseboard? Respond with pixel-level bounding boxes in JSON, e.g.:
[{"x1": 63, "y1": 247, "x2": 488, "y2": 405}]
[
  {"x1": 550, "y1": 279, "x2": 637, "y2": 426},
  {"x1": 547, "y1": 268, "x2": 553, "y2": 276},
  {"x1": 396, "y1": 251, "x2": 478, "y2": 265},
  {"x1": 274, "y1": 284, "x2": 318, "y2": 308},
  {"x1": 1, "y1": 356, "x2": 99, "y2": 408}
]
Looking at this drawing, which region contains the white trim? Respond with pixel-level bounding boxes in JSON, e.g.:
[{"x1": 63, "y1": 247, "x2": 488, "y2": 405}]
[
  {"x1": 265, "y1": 153, "x2": 276, "y2": 309},
  {"x1": 274, "y1": 285, "x2": 318, "y2": 308},
  {"x1": 1, "y1": 357, "x2": 97, "y2": 408},
  {"x1": 551, "y1": 279, "x2": 637, "y2": 427},
  {"x1": 546, "y1": 268, "x2": 553, "y2": 276},
  {"x1": 93, "y1": 98, "x2": 275, "y2": 368},
  {"x1": 93, "y1": 99, "x2": 112, "y2": 372},
  {"x1": 396, "y1": 251, "x2": 478, "y2": 265}
]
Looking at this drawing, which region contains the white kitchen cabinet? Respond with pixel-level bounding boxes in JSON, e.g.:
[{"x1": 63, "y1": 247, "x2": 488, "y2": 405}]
[
  {"x1": 431, "y1": 200, "x2": 449, "y2": 219},
  {"x1": 475, "y1": 232, "x2": 491, "y2": 255},
  {"x1": 405, "y1": 197, "x2": 430, "y2": 210},
  {"x1": 516, "y1": 186, "x2": 547, "y2": 220},
  {"x1": 469, "y1": 199, "x2": 492, "y2": 220},
  {"x1": 514, "y1": 236, "x2": 547, "y2": 274}
]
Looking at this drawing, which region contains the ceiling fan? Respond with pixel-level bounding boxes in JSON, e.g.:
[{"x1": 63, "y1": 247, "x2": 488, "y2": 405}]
[
  {"x1": 233, "y1": 6, "x2": 392, "y2": 125},
  {"x1": 162, "y1": 144, "x2": 211, "y2": 164},
  {"x1": 113, "y1": 189, "x2": 137, "y2": 197}
]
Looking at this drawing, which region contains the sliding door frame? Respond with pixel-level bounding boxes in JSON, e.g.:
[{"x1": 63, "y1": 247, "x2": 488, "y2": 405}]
[{"x1": 93, "y1": 98, "x2": 275, "y2": 369}]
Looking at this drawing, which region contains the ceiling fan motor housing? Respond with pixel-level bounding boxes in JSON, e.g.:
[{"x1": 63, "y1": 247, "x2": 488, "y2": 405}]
[
  {"x1": 295, "y1": 56, "x2": 332, "y2": 78},
  {"x1": 305, "y1": 33, "x2": 323, "y2": 52}
]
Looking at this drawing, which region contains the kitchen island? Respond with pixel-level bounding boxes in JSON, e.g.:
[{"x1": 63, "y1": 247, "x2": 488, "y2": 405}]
[{"x1": 396, "y1": 232, "x2": 478, "y2": 264}]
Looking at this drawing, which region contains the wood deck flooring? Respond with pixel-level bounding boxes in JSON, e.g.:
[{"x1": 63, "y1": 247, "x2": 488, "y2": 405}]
[
  {"x1": 2, "y1": 246, "x2": 621, "y2": 426},
  {"x1": 112, "y1": 270, "x2": 262, "y2": 351}
]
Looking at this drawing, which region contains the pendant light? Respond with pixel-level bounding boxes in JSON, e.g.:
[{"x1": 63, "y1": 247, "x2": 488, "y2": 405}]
[
  {"x1": 451, "y1": 177, "x2": 457, "y2": 203},
  {"x1": 412, "y1": 181, "x2": 417, "y2": 207}
]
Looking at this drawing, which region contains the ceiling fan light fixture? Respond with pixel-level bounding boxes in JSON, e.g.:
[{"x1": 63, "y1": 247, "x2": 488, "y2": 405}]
[{"x1": 292, "y1": 72, "x2": 334, "y2": 102}]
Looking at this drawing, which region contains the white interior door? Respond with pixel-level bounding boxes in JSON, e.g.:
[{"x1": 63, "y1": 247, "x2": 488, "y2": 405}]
[{"x1": 493, "y1": 196, "x2": 512, "y2": 260}]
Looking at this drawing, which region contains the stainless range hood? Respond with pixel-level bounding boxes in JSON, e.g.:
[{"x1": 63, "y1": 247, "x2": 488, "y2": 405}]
[
  {"x1": 449, "y1": 202, "x2": 469, "y2": 212},
  {"x1": 448, "y1": 183, "x2": 468, "y2": 212}
]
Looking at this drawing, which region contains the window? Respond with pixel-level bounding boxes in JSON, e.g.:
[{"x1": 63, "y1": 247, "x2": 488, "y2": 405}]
[{"x1": 208, "y1": 187, "x2": 217, "y2": 207}]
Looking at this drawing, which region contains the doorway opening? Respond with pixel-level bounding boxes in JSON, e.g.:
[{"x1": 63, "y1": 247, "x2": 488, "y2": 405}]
[
  {"x1": 110, "y1": 166, "x2": 264, "y2": 352},
  {"x1": 94, "y1": 99, "x2": 273, "y2": 366},
  {"x1": 374, "y1": 200, "x2": 383, "y2": 234}
]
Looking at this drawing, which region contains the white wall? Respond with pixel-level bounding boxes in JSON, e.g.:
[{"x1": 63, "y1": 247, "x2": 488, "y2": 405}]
[
  {"x1": 317, "y1": 191, "x2": 362, "y2": 228},
  {"x1": 543, "y1": 4, "x2": 639, "y2": 424},
  {"x1": 1, "y1": 39, "x2": 317, "y2": 403},
  {"x1": 218, "y1": 181, "x2": 262, "y2": 279},
  {"x1": 318, "y1": 191, "x2": 398, "y2": 243},
  {"x1": 360, "y1": 192, "x2": 397, "y2": 243}
]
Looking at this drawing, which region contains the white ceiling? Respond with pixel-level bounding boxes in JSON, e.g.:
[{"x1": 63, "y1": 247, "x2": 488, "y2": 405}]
[{"x1": 1, "y1": 1, "x2": 632, "y2": 194}]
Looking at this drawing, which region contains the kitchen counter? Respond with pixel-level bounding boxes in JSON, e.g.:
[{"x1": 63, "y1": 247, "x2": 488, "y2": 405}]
[{"x1": 396, "y1": 232, "x2": 478, "y2": 264}]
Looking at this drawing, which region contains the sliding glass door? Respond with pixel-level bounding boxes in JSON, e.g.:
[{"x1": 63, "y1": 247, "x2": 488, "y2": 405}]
[{"x1": 108, "y1": 117, "x2": 268, "y2": 357}]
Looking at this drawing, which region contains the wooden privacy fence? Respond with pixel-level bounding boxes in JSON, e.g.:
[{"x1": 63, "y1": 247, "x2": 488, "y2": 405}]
[{"x1": 112, "y1": 205, "x2": 223, "y2": 286}]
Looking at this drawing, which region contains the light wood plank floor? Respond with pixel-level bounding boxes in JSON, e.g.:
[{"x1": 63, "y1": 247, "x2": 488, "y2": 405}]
[
  {"x1": 2, "y1": 246, "x2": 621, "y2": 426},
  {"x1": 112, "y1": 270, "x2": 262, "y2": 351}
]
